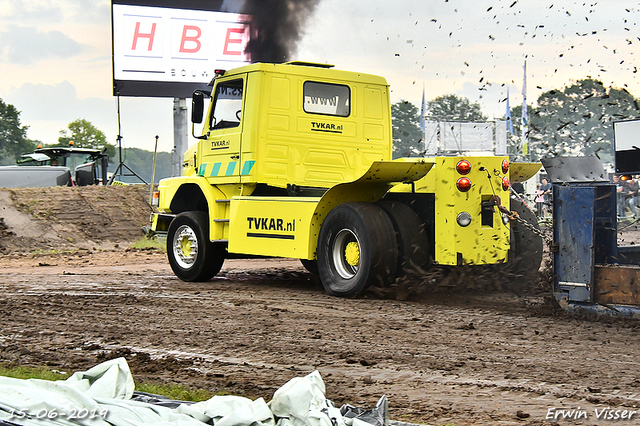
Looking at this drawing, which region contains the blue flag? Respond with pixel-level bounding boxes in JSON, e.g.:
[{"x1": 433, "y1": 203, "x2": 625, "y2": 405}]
[{"x1": 506, "y1": 88, "x2": 513, "y2": 134}]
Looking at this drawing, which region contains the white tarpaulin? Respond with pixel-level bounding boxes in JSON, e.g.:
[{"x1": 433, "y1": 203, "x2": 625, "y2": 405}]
[{"x1": 0, "y1": 358, "x2": 387, "y2": 426}]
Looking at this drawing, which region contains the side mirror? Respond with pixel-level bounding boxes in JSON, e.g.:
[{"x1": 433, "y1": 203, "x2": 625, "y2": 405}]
[{"x1": 192, "y1": 91, "x2": 205, "y2": 124}]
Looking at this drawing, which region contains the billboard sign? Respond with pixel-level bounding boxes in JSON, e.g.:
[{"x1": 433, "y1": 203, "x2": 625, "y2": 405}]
[
  {"x1": 112, "y1": 2, "x2": 251, "y2": 97},
  {"x1": 614, "y1": 118, "x2": 640, "y2": 175}
]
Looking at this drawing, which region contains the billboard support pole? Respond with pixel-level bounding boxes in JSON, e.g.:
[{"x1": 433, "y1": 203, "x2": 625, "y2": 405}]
[{"x1": 172, "y1": 98, "x2": 189, "y2": 177}]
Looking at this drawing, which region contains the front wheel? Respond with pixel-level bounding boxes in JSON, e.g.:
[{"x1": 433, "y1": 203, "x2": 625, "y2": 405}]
[
  {"x1": 167, "y1": 211, "x2": 225, "y2": 282},
  {"x1": 317, "y1": 202, "x2": 398, "y2": 297}
]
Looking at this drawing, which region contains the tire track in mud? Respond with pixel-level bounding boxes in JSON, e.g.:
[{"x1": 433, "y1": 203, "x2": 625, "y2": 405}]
[{"x1": 1, "y1": 257, "x2": 640, "y2": 425}]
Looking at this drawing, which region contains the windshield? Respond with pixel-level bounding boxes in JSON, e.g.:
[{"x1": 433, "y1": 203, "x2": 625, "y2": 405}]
[
  {"x1": 210, "y1": 79, "x2": 243, "y2": 130},
  {"x1": 17, "y1": 153, "x2": 52, "y2": 166},
  {"x1": 65, "y1": 153, "x2": 95, "y2": 171}
]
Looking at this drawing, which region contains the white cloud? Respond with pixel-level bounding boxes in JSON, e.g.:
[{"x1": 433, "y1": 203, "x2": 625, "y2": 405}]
[
  {"x1": 0, "y1": 25, "x2": 87, "y2": 65},
  {"x1": 1, "y1": 0, "x2": 639, "y2": 154},
  {"x1": 0, "y1": 0, "x2": 64, "y2": 24},
  {"x1": 297, "y1": 0, "x2": 640, "y2": 118},
  {"x1": 3, "y1": 81, "x2": 175, "y2": 153},
  {"x1": 0, "y1": 0, "x2": 110, "y2": 25}
]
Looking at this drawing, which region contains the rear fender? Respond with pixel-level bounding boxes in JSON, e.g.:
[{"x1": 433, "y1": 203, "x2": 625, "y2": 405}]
[
  {"x1": 511, "y1": 162, "x2": 541, "y2": 183},
  {"x1": 307, "y1": 160, "x2": 434, "y2": 257}
]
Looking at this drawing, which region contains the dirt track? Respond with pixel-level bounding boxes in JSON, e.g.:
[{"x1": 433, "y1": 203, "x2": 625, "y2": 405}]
[{"x1": 1, "y1": 187, "x2": 640, "y2": 426}]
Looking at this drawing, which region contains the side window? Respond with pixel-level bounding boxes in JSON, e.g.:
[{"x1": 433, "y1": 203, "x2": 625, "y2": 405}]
[
  {"x1": 303, "y1": 82, "x2": 350, "y2": 117},
  {"x1": 210, "y1": 79, "x2": 244, "y2": 130}
]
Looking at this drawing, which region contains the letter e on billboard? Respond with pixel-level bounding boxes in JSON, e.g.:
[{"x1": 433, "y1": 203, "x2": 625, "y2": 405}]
[{"x1": 223, "y1": 27, "x2": 246, "y2": 55}]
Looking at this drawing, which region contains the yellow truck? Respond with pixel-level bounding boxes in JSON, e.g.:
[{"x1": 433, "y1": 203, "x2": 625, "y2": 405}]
[{"x1": 151, "y1": 61, "x2": 541, "y2": 296}]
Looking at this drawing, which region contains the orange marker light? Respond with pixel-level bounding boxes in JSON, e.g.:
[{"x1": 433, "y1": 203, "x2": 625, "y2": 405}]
[
  {"x1": 456, "y1": 160, "x2": 471, "y2": 175},
  {"x1": 502, "y1": 177, "x2": 510, "y2": 191},
  {"x1": 502, "y1": 159, "x2": 509, "y2": 174},
  {"x1": 457, "y1": 177, "x2": 472, "y2": 192}
]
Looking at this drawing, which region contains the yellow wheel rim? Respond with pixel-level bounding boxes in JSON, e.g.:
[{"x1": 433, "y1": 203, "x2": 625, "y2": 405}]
[
  {"x1": 345, "y1": 241, "x2": 360, "y2": 266},
  {"x1": 173, "y1": 224, "x2": 199, "y2": 269},
  {"x1": 180, "y1": 236, "x2": 192, "y2": 258}
]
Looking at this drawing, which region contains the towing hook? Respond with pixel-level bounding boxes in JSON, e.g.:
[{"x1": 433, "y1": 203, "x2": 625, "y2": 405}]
[{"x1": 488, "y1": 194, "x2": 518, "y2": 220}]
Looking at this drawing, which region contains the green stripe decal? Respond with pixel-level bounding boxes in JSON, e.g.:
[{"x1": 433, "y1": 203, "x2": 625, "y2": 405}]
[
  {"x1": 225, "y1": 162, "x2": 237, "y2": 176},
  {"x1": 198, "y1": 164, "x2": 206, "y2": 176},
  {"x1": 241, "y1": 160, "x2": 256, "y2": 175},
  {"x1": 210, "y1": 163, "x2": 222, "y2": 177}
]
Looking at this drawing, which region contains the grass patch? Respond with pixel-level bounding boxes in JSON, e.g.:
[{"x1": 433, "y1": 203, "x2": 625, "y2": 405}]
[
  {"x1": 0, "y1": 364, "x2": 69, "y2": 381},
  {"x1": 135, "y1": 382, "x2": 215, "y2": 402},
  {"x1": 130, "y1": 237, "x2": 166, "y2": 251},
  {"x1": 28, "y1": 248, "x2": 81, "y2": 256},
  {"x1": 0, "y1": 363, "x2": 213, "y2": 402}
]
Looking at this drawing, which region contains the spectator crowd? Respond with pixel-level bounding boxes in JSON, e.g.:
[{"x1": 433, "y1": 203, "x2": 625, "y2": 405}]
[
  {"x1": 613, "y1": 174, "x2": 640, "y2": 218},
  {"x1": 529, "y1": 175, "x2": 639, "y2": 220}
]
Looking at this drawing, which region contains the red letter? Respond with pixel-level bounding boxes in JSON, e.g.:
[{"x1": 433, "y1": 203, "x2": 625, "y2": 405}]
[
  {"x1": 223, "y1": 27, "x2": 244, "y2": 55},
  {"x1": 131, "y1": 22, "x2": 156, "y2": 51},
  {"x1": 180, "y1": 25, "x2": 202, "y2": 53}
]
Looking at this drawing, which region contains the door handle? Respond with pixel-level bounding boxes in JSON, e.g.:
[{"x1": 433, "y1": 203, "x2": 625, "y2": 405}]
[{"x1": 230, "y1": 155, "x2": 240, "y2": 160}]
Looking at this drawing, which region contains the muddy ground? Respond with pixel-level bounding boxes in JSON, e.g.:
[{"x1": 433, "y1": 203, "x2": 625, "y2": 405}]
[{"x1": 1, "y1": 186, "x2": 640, "y2": 426}]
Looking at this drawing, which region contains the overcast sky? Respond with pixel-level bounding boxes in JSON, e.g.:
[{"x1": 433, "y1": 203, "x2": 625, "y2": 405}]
[{"x1": 1, "y1": 0, "x2": 638, "y2": 153}]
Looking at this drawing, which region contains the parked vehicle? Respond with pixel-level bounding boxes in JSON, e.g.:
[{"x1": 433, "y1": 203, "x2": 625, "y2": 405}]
[{"x1": 0, "y1": 147, "x2": 108, "y2": 188}]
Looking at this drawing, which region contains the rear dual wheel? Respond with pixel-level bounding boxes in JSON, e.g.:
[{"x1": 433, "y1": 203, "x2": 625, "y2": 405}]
[
  {"x1": 167, "y1": 211, "x2": 226, "y2": 282},
  {"x1": 509, "y1": 197, "x2": 544, "y2": 275},
  {"x1": 378, "y1": 200, "x2": 431, "y2": 278},
  {"x1": 317, "y1": 202, "x2": 399, "y2": 297}
]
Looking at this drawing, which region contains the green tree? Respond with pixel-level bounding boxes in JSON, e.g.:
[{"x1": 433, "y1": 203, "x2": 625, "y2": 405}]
[
  {"x1": 0, "y1": 98, "x2": 36, "y2": 163},
  {"x1": 58, "y1": 119, "x2": 116, "y2": 158},
  {"x1": 391, "y1": 100, "x2": 422, "y2": 159},
  {"x1": 108, "y1": 148, "x2": 173, "y2": 184},
  {"x1": 427, "y1": 94, "x2": 487, "y2": 121},
  {"x1": 522, "y1": 79, "x2": 640, "y2": 162}
]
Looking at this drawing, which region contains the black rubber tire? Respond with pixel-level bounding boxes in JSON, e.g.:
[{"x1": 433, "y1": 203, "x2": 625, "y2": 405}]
[
  {"x1": 378, "y1": 200, "x2": 432, "y2": 279},
  {"x1": 300, "y1": 259, "x2": 319, "y2": 275},
  {"x1": 509, "y1": 197, "x2": 544, "y2": 275},
  {"x1": 167, "y1": 211, "x2": 225, "y2": 282},
  {"x1": 317, "y1": 202, "x2": 398, "y2": 297}
]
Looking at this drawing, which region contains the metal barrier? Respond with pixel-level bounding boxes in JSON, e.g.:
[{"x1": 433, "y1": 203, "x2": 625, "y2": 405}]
[{"x1": 542, "y1": 156, "x2": 640, "y2": 318}]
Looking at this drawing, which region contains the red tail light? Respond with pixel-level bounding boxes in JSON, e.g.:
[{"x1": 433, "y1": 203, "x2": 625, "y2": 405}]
[
  {"x1": 502, "y1": 177, "x2": 510, "y2": 191},
  {"x1": 502, "y1": 159, "x2": 509, "y2": 174},
  {"x1": 456, "y1": 160, "x2": 471, "y2": 175},
  {"x1": 457, "y1": 177, "x2": 471, "y2": 192}
]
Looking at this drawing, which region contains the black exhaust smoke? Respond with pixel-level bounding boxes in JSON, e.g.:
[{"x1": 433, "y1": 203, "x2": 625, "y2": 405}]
[{"x1": 223, "y1": 0, "x2": 321, "y2": 63}]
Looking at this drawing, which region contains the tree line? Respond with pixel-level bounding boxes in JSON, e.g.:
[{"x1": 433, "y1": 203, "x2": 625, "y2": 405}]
[
  {"x1": 2, "y1": 77, "x2": 640, "y2": 175},
  {"x1": 0, "y1": 102, "x2": 173, "y2": 183},
  {"x1": 392, "y1": 78, "x2": 640, "y2": 162}
]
